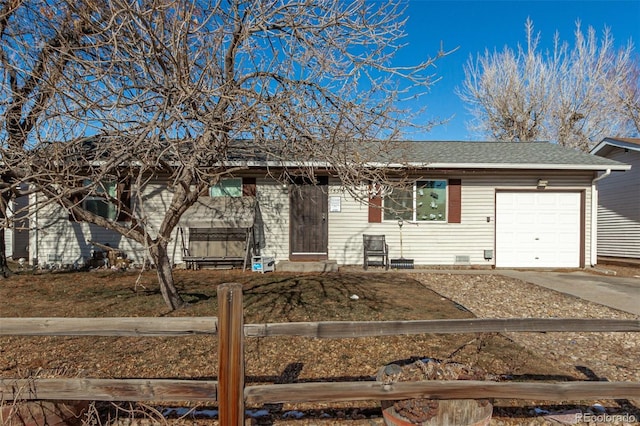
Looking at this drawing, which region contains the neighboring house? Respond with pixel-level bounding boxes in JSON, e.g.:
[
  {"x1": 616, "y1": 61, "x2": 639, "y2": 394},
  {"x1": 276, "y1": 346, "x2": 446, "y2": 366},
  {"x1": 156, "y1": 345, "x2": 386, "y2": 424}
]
[
  {"x1": 21, "y1": 141, "x2": 629, "y2": 269},
  {"x1": 590, "y1": 137, "x2": 640, "y2": 260}
]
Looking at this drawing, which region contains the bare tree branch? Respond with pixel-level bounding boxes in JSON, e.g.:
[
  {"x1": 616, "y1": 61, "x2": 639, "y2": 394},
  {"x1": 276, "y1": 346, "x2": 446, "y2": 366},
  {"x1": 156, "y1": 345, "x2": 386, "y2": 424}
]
[
  {"x1": 458, "y1": 18, "x2": 639, "y2": 150},
  {"x1": 1, "y1": 0, "x2": 448, "y2": 309}
]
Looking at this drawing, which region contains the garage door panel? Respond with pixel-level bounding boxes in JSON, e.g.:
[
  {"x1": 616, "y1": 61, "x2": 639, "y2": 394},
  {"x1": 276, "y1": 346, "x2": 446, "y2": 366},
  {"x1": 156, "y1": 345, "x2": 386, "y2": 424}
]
[{"x1": 496, "y1": 192, "x2": 581, "y2": 268}]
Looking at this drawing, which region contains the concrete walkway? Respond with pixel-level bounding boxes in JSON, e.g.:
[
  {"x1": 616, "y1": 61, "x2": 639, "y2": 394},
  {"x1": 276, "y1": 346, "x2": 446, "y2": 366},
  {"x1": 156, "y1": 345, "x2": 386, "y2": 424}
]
[{"x1": 498, "y1": 270, "x2": 640, "y2": 316}]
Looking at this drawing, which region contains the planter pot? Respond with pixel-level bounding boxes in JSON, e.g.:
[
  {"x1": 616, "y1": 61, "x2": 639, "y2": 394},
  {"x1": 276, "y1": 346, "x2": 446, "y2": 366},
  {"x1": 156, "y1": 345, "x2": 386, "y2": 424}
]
[
  {"x1": 1, "y1": 400, "x2": 89, "y2": 426},
  {"x1": 378, "y1": 360, "x2": 493, "y2": 426},
  {"x1": 381, "y1": 399, "x2": 492, "y2": 426}
]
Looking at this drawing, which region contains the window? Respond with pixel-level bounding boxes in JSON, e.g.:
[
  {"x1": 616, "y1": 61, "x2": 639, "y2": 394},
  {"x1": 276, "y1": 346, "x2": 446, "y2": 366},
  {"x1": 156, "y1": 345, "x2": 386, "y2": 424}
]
[
  {"x1": 383, "y1": 180, "x2": 447, "y2": 222},
  {"x1": 209, "y1": 178, "x2": 243, "y2": 198},
  {"x1": 83, "y1": 179, "x2": 118, "y2": 220}
]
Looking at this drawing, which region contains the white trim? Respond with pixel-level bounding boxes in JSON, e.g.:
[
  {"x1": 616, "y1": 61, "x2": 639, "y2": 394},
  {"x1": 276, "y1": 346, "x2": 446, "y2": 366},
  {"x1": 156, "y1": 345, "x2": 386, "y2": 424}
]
[
  {"x1": 75, "y1": 159, "x2": 630, "y2": 172},
  {"x1": 591, "y1": 138, "x2": 640, "y2": 155},
  {"x1": 399, "y1": 162, "x2": 630, "y2": 171},
  {"x1": 590, "y1": 169, "x2": 612, "y2": 266},
  {"x1": 225, "y1": 160, "x2": 631, "y2": 171}
]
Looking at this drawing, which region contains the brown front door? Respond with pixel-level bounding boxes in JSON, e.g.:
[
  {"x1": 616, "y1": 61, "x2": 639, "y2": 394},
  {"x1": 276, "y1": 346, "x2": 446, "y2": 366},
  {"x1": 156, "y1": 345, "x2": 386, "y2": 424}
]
[{"x1": 289, "y1": 176, "x2": 328, "y2": 260}]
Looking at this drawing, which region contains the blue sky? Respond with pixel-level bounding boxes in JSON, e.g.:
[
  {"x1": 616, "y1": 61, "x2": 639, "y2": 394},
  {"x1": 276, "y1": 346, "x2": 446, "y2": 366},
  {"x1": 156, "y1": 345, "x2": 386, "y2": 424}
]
[{"x1": 394, "y1": 0, "x2": 640, "y2": 141}]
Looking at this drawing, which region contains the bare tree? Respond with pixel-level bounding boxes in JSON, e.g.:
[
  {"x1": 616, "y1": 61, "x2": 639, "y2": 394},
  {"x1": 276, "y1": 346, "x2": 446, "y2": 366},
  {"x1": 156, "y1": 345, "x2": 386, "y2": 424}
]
[
  {"x1": 458, "y1": 18, "x2": 639, "y2": 150},
  {"x1": 615, "y1": 57, "x2": 640, "y2": 134},
  {"x1": 0, "y1": 0, "x2": 94, "y2": 277},
  {"x1": 0, "y1": 0, "x2": 447, "y2": 309}
]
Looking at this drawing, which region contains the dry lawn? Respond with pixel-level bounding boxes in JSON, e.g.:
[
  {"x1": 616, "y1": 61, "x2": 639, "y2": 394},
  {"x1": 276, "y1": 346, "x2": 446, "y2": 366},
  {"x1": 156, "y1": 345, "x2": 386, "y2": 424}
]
[{"x1": 0, "y1": 268, "x2": 621, "y2": 424}]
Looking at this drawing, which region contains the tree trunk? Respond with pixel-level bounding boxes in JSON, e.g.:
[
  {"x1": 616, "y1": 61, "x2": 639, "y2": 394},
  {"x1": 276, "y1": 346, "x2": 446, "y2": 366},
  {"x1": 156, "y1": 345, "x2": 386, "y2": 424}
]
[
  {"x1": 149, "y1": 240, "x2": 184, "y2": 310},
  {"x1": 0, "y1": 227, "x2": 10, "y2": 278}
]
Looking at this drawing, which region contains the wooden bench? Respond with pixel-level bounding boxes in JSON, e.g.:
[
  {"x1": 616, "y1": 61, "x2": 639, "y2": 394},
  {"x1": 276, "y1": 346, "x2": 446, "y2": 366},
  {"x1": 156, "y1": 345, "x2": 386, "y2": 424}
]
[
  {"x1": 184, "y1": 227, "x2": 253, "y2": 270},
  {"x1": 183, "y1": 255, "x2": 245, "y2": 270}
]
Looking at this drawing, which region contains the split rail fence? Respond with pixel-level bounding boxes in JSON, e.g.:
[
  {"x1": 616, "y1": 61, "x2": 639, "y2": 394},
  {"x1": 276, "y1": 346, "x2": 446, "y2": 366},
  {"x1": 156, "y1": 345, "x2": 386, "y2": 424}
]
[{"x1": 1, "y1": 283, "x2": 639, "y2": 425}]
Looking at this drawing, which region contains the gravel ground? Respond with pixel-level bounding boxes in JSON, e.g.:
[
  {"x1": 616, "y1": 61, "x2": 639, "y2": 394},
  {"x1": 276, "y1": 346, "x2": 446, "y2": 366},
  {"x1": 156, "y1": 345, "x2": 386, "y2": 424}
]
[
  {"x1": 413, "y1": 270, "x2": 640, "y2": 426},
  {"x1": 250, "y1": 268, "x2": 640, "y2": 426}
]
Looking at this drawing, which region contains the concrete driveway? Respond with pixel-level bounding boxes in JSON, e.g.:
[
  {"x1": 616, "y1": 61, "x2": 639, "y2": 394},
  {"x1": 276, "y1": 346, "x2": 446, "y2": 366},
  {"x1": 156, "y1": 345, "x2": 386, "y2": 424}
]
[{"x1": 498, "y1": 270, "x2": 640, "y2": 316}]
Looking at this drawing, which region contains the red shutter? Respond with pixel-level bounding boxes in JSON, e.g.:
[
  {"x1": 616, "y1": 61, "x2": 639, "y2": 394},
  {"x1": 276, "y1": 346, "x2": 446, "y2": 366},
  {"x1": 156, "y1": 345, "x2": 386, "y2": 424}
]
[
  {"x1": 242, "y1": 177, "x2": 256, "y2": 196},
  {"x1": 368, "y1": 184, "x2": 382, "y2": 223},
  {"x1": 448, "y1": 179, "x2": 461, "y2": 223}
]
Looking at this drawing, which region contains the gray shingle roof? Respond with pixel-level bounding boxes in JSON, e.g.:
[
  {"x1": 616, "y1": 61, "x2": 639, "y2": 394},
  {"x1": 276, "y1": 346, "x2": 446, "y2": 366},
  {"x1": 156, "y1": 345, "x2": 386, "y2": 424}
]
[{"x1": 383, "y1": 141, "x2": 630, "y2": 170}]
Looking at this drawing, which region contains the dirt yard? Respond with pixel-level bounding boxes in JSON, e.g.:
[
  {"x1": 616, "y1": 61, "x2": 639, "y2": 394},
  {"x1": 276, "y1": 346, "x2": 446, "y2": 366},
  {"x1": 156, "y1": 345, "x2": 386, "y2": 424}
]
[{"x1": 0, "y1": 267, "x2": 638, "y2": 425}]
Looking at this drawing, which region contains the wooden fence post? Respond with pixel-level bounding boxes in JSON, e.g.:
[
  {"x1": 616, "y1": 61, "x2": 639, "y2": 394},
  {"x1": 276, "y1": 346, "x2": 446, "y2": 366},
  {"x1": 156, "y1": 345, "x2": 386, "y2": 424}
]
[{"x1": 217, "y1": 283, "x2": 245, "y2": 426}]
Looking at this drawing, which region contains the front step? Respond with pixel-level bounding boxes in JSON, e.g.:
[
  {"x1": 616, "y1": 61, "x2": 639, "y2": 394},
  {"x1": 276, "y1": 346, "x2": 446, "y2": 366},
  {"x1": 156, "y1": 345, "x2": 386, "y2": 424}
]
[{"x1": 276, "y1": 260, "x2": 339, "y2": 273}]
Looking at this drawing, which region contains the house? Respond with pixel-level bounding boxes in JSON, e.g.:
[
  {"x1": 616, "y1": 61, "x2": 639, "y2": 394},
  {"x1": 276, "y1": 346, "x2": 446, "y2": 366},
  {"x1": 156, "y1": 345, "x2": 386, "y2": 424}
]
[
  {"x1": 19, "y1": 141, "x2": 630, "y2": 270},
  {"x1": 590, "y1": 137, "x2": 640, "y2": 260}
]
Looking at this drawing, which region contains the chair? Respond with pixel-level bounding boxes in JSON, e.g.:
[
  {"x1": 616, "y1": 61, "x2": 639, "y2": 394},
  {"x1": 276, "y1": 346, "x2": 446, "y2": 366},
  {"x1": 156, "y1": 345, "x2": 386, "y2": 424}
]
[{"x1": 363, "y1": 234, "x2": 389, "y2": 270}]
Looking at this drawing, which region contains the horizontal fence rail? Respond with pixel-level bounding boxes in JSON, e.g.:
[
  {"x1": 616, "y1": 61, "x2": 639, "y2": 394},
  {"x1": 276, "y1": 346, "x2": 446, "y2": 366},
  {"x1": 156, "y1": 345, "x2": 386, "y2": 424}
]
[
  {"x1": 1, "y1": 281, "x2": 639, "y2": 423},
  {"x1": 244, "y1": 380, "x2": 640, "y2": 404},
  {"x1": 0, "y1": 378, "x2": 218, "y2": 401},
  {"x1": 0, "y1": 317, "x2": 218, "y2": 336},
  {"x1": 244, "y1": 318, "x2": 640, "y2": 338},
  {"x1": 2, "y1": 378, "x2": 639, "y2": 403},
  {"x1": 2, "y1": 317, "x2": 638, "y2": 338}
]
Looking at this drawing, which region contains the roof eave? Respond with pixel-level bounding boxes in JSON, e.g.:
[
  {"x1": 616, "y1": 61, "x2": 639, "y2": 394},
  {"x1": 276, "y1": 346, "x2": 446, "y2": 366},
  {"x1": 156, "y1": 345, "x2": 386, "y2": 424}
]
[
  {"x1": 591, "y1": 138, "x2": 640, "y2": 155},
  {"x1": 385, "y1": 162, "x2": 630, "y2": 171},
  {"x1": 225, "y1": 161, "x2": 631, "y2": 172}
]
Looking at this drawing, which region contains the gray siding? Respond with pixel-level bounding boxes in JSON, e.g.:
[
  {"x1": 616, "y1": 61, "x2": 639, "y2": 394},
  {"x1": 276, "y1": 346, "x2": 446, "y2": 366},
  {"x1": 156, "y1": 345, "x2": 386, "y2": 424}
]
[{"x1": 596, "y1": 149, "x2": 640, "y2": 258}]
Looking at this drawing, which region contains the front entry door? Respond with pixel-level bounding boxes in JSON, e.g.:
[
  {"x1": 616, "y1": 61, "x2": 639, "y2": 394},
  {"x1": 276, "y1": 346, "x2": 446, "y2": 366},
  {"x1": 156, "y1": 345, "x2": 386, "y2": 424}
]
[{"x1": 289, "y1": 176, "x2": 328, "y2": 260}]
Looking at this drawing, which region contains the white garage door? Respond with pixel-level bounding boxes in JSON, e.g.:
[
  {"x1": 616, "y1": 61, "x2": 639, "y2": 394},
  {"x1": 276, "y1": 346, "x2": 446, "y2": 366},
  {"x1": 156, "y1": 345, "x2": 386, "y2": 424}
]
[{"x1": 496, "y1": 192, "x2": 581, "y2": 268}]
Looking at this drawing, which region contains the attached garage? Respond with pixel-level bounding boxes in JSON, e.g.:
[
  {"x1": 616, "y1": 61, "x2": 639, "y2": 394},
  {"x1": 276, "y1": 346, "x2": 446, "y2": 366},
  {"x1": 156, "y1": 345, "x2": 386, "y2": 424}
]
[
  {"x1": 20, "y1": 141, "x2": 631, "y2": 269},
  {"x1": 495, "y1": 191, "x2": 582, "y2": 268}
]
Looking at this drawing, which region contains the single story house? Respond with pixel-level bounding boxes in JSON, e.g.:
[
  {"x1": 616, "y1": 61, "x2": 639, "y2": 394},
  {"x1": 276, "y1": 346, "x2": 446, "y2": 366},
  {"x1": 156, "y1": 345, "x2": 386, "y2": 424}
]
[
  {"x1": 12, "y1": 141, "x2": 630, "y2": 269},
  {"x1": 590, "y1": 137, "x2": 640, "y2": 260}
]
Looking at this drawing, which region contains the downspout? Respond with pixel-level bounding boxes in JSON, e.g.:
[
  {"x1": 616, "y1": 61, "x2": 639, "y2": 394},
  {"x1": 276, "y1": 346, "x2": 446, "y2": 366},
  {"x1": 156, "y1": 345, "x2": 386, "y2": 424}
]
[{"x1": 590, "y1": 169, "x2": 611, "y2": 266}]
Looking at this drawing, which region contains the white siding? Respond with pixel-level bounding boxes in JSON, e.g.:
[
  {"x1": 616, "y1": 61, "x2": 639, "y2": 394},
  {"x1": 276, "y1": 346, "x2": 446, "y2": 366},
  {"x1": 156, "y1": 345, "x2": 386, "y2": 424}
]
[
  {"x1": 596, "y1": 149, "x2": 640, "y2": 258},
  {"x1": 29, "y1": 193, "x2": 147, "y2": 266},
  {"x1": 4, "y1": 228, "x2": 12, "y2": 259},
  {"x1": 324, "y1": 172, "x2": 593, "y2": 267},
  {"x1": 30, "y1": 176, "x2": 263, "y2": 267},
  {"x1": 28, "y1": 171, "x2": 596, "y2": 268},
  {"x1": 29, "y1": 178, "x2": 188, "y2": 267},
  {"x1": 254, "y1": 179, "x2": 290, "y2": 261},
  {"x1": 323, "y1": 180, "x2": 498, "y2": 265}
]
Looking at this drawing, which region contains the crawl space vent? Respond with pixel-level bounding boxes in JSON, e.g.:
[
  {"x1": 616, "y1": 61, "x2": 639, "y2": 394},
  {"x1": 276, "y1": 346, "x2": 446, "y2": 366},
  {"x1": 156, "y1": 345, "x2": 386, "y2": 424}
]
[{"x1": 454, "y1": 255, "x2": 470, "y2": 265}]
